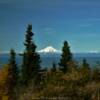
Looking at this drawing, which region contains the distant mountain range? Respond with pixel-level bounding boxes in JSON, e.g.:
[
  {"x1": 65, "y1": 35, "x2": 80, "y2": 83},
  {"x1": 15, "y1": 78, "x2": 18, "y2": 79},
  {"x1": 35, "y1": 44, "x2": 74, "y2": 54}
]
[
  {"x1": 38, "y1": 46, "x2": 100, "y2": 54},
  {"x1": 0, "y1": 48, "x2": 100, "y2": 68},
  {"x1": 0, "y1": 46, "x2": 100, "y2": 55}
]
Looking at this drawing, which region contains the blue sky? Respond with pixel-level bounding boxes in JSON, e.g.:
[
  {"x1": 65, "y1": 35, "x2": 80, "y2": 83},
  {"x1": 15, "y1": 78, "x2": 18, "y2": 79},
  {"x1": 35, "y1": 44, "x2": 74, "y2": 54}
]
[{"x1": 0, "y1": 0, "x2": 100, "y2": 53}]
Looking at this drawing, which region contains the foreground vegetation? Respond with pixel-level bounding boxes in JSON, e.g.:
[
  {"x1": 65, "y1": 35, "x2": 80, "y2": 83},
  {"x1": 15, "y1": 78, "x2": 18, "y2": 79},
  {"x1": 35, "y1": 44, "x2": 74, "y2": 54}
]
[{"x1": 0, "y1": 25, "x2": 100, "y2": 100}]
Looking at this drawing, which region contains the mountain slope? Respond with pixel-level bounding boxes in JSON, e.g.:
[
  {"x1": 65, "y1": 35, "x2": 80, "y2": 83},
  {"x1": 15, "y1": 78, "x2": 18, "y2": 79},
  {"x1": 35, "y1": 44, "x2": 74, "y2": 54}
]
[{"x1": 38, "y1": 46, "x2": 61, "y2": 53}]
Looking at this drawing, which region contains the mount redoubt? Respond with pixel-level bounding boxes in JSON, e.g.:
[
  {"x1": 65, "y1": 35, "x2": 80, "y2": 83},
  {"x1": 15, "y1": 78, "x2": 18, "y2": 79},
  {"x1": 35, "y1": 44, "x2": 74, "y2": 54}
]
[{"x1": 38, "y1": 46, "x2": 61, "y2": 53}]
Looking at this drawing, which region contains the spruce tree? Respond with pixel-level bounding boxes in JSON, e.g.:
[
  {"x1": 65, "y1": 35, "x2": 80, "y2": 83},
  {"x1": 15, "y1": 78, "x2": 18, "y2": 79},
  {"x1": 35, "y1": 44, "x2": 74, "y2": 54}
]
[
  {"x1": 81, "y1": 58, "x2": 91, "y2": 82},
  {"x1": 9, "y1": 49, "x2": 18, "y2": 87},
  {"x1": 8, "y1": 49, "x2": 18, "y2": 100},
  {"x1": 59, "y1": 41, "x2": 72, "y2": 73},
  {"x1": 51, "y1": 62, "x2": 57, "y2": 72},
  {"x1": 82, "y1": 58, "x2": 90, "y2": 70},
  {"x1": 21, "y1": 24, "x2": 41, "y2": 85}
]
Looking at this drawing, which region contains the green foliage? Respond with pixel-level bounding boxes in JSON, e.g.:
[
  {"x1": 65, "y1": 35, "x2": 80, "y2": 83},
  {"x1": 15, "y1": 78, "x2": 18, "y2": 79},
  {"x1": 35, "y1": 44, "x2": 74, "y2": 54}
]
[
  {"x1": 59, "y1": 41, "x2": 72, "y2": 73},
  {"x1": 9, "y1": 49, "x2": 19, "y2": 87},
  {"x1": 51, "y1": 62, "x2": 57, "y2": 72},
  {"x1": 82, "y1": 58, "x2": 90, "y2": 70},
  {"x1": 21, "y1": 24, "x2": 41, "y2": 85},
  {"x1": 7, "y1": 49, "x2": 19, "y2": 100},
  {"x1": 24, "y1": 24, "x2": 36, "y2": 52}
]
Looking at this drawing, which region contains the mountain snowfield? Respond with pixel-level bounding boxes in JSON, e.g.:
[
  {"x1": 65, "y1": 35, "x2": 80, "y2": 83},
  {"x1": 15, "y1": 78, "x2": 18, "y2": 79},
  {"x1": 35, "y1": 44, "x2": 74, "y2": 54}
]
[
  {"x1": 38, "y1": 46, "x2": 61, "y2": 53},
  {"x1": 38, "y1": 46, "x2": 100, "y2": 54}
]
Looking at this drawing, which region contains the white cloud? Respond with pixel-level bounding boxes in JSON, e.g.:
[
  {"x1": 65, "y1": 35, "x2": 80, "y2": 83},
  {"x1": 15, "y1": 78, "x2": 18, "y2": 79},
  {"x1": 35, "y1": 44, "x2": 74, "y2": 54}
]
[{"x1": 89, "y1": 50, "x2": 99, "y2": 53}]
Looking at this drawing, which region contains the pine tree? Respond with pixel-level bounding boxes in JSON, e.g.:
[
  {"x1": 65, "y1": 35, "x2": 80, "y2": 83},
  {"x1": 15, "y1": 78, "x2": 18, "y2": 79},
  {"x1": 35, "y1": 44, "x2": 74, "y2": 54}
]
[
  {"x1": 7, "y1": 49, "x2": 18, "y2": 100},
  {"x1": 21, "y1": 24, "x2": 41, "y2": 85},
  {"x1": 9, "y1": 49, "x2": 18, "y2": 87},
  {"x1": 51, "y1": 62, "x2": 57, "y2": 72},
  {"x1": 59, "y1": 41, "x2": 72, "y2": 73},
  {"x1": 82, "y1": 58, "x2": 90, "y2": 70},
  {"x1": 81, "y1": 58, "x2": 91, "y2": 82}
]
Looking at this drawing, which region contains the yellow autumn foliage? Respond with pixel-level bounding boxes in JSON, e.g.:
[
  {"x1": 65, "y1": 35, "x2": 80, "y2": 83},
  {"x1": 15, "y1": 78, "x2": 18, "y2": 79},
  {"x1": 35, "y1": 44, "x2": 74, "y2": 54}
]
[{"x1": 0, "y1": 64, "x2": 11, "y2": 100}]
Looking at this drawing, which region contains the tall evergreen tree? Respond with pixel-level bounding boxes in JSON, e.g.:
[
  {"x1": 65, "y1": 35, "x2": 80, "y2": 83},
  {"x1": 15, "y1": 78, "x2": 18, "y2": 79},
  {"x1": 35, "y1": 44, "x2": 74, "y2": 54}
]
[
  {"x1": 21, "y1": 24, "x2": 41, "y2": 85},
  {"x1": 7, "y1": 49, "x2": 18, "y2": 100},
  {"x1": 59, "y1": 41, "x2": 72, "y2": 73},
  {"x1": 9, "y1": 49, "x2": 18, "y2": 85}
]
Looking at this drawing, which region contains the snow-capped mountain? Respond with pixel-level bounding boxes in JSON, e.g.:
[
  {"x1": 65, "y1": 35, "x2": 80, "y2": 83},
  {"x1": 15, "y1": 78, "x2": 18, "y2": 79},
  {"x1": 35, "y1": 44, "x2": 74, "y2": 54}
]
[{"x1": 38, "y1": 46, "x2": 61, "y2": 53}]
